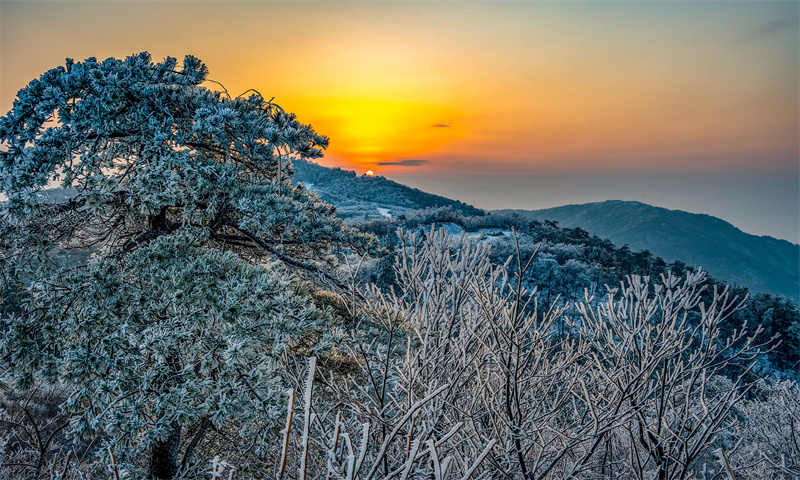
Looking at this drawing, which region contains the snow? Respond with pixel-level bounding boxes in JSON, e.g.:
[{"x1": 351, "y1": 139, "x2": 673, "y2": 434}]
[
  {"x1": 466, "y1": 228, "x2": 510, "y2": 242},
  {"x1": 377, "y1": 207, "x2": 391, "y2": 218}
]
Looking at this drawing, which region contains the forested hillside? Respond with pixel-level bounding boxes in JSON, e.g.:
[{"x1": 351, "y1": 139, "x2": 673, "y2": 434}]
[
  {"x1": 292, "y1": 158, "x2": 484, "y2": 220},
  {"x1": 355, "y1": 207, "x2": 800, "y2": 376},
  {"x1": 498, "y1": 201, "x2": 800, "y2": 300}
]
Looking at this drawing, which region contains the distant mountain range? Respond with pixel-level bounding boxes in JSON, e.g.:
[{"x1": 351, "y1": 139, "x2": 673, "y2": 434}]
[
  {"x1": 292, "y1": 159, "x2": 483, "y2": 221},
  {"x1": 496, "y1": 201, "x2": 799, "y2": 300},
  {"x1": 294, "y1": 160, "x2": 797, "y2": 300}
]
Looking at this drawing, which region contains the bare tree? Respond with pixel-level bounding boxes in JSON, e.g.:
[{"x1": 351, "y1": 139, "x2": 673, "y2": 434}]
[
  {"x1": 337, "y1": 228, "x2": 631, "y2": 479},
  {"x1": 575, "y1": 271, "x2": 765, "y2": 480},
  {"x1": 729, "y1": 379, "x2": 800, "y2": 480}
]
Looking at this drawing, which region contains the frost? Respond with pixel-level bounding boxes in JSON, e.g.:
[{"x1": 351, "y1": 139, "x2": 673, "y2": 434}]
[{"x1": 0, "y1": 52, "x2": 378, "y2": 478}]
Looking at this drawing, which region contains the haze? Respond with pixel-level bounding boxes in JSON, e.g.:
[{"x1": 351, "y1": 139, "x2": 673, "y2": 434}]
[{"x1": 1, "y1": 0, "x2": 797, "y2": 242}]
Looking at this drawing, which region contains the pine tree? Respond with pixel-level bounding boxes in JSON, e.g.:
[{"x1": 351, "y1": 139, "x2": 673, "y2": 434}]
[{"x1": 0, "y1": 52, "x2": 378, "y2": 478}]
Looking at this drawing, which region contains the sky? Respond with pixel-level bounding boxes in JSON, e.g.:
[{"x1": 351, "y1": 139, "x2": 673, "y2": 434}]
[{"x1": 1, "y1": 0, "x2": 798, "y2": 242}]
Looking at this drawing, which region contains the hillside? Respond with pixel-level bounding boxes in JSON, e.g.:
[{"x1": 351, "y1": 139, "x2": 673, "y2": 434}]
[
  {"x1": 496, "y1": 200, "x2": 800, "y2": 300},
  {"x1": 357, "y1": 206, "x2": 799, "y2": 374},
  {"x1": 291, "y1": 159, "x2": 484, "y2": 221}
]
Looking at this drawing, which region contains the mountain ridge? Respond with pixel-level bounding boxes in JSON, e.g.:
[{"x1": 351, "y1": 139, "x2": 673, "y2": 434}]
[
  {"x1": 292, "y1": 159, "x2": 484, "y2": 221},
  {"x1": 496, "y1": 200, "x2": 799, "y2": 300}
]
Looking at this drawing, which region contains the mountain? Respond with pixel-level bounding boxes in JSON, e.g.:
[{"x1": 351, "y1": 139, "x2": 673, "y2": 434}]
[
  {"x1": 496, "y1": 200, "x2": 800, "y2": 300},
  {"x1": 291, "y1": 159, "x2": 484, "y2": 221}
]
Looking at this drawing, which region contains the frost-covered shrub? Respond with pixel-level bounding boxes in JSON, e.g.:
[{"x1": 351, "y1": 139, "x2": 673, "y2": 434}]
[
  {"x1": 0, "y1": 385, "x2": 83, "y2": 479},
  {"x1": 575, "y1": 272, "x2": 765, "y2": 480},
  {"x1": 335, "y1": 228, "x2": 767, "y2": 480},
  {"x1": 728, "y1": 379, "x2": 800, "y2": 479}
]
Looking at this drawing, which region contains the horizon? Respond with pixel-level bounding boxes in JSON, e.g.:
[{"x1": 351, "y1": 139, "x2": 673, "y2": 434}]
[
  {"x1": 303, "y1": 159, "x2": 800, "y2": 244},
  {"x1": 1, "y1": 0, "x2": 798, "y2": 242}
]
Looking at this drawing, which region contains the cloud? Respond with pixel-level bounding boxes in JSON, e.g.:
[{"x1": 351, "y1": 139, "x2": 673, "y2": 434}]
[
  {"x1": 377, "y1": 159, "x2": 429, "y2": 167},
  {"x1": 431, "y1": 124, "x2": 451, "y2": 128},
  {"x1": 738, "y1": 18, "x2": 796, "y2": 42},
  {"x1": 754, "y1": 18, "x2": 795, "y2": 35}
]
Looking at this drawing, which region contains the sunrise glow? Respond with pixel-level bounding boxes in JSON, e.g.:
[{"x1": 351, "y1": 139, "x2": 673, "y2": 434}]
[{"x1": 1, "y1": 1, "x2": 797, "y2": 241}]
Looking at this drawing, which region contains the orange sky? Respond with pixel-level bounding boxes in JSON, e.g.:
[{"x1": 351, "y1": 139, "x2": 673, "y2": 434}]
[{"x1": 1, "y1": 1, "x2": 798, "y2": 240}]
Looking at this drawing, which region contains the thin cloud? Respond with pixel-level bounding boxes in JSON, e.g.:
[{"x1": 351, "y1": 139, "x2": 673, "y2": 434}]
[
  {"x1": 431, "y1": 124, "x2": 451, "y2": 128},
  {"x1": 738, "y1": 18, "x2": 796, "y2": 42},
  {"x1": 377, "y1": 160, "x2": 429, "y2": 167}
]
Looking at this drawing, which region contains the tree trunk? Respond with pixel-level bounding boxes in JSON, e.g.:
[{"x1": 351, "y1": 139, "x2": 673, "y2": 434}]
[
  {"x1": 150, "y1": 351, "x2": 183, "y2": 479},
  {"x1": 149, "y1": 421, "x2": 181, "y2": 479}
]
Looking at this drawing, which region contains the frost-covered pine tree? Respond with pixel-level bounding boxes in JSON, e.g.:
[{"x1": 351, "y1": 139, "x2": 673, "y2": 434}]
[{"x1": 0, "y1": 53, "x2": 378, "y2": 479}]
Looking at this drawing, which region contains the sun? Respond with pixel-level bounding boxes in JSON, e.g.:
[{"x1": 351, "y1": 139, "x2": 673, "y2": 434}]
[{"x1": 365, "y1": 170, "x2": 374, "y2": 176}]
